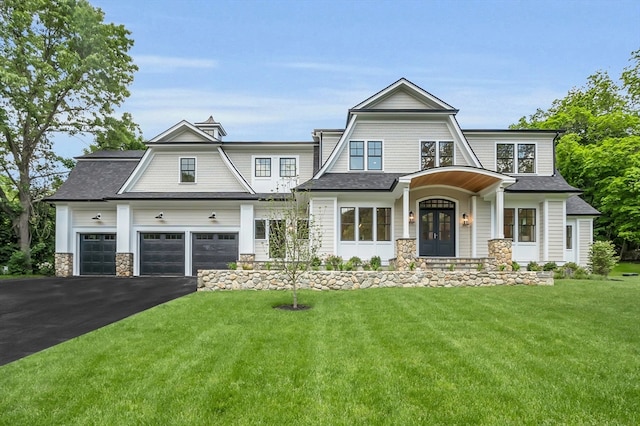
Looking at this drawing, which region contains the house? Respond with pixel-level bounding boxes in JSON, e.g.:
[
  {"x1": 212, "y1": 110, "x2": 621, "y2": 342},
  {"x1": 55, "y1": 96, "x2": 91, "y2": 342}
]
[{"x1": 49, "y1": 78, "x2": 599, "y2": 277}]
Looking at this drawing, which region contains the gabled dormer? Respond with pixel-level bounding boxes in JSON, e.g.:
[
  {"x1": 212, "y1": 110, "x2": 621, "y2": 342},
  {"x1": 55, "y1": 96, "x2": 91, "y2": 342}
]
[{"x1": 315, "y1": 78, "x2": 480, "y2": 178}]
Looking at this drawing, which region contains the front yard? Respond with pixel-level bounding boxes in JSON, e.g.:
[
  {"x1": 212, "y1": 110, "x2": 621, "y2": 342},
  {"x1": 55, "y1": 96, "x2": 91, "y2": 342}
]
[{"x1": 1, "y1": 277, "x2": 639, "y2": 424}]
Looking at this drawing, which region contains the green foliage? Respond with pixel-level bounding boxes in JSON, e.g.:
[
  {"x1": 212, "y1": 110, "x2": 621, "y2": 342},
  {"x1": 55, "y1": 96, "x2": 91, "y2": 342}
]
[
  {"x1": 242, "y1": 264, "x2": 253, "y2": 271},
  {"x1": 343, "y1": 261, "x2": 354, "y2": 271},
  {"x1": 512, "y1": 50, "x2": 640, "y2": 253},
  {"x1": 362, "y1": 261, "x2": 371, "y2": 271},
  {"x1": 7, "y1": 250, "x2": 30, "y2": 275},
  {"x1": 527, "y1": 261, "x2": 541, "y2": 271},
  {"x1": 511, "y1": 261, "x2": 521, "y2": 272},
  {"x1": 370, "y1": 256, "x2": 382, "y2": 271},
  {"x1": 310, "y1": 256, "x2": 321, "y2": 268},
  {"x1": 348, "y1": 256, "x2": 362, "y2": 267},
  {"x1": 326, "y1": 255, "x2": 343, "y2": 270},
  {"x1": 557, "y1": 262, "x2": 589, "y2": 279},
  {"x1": 85, "y1": 112, "x2": 146, "y2": 153},
  {"x1": 543, "y1": 262, "x2": 558, "y2": 272},
  {"x1": 227, "y1": 262, "x2": 237, "y2": 270},
  {"x1": 410, "y1": 261, "x2": 416, "y2": 271},
  {"x1": 589, "y1": 241, "x2": 619, "y2": 277},
  {"x1": 476, "y1": 263, "x2": 484, "y2": 271}
]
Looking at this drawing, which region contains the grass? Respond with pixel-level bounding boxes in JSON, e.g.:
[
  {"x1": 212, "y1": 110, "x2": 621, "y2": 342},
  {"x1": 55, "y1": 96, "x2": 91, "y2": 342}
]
[
  {"x1": 612, "y1": 261, "x2": 640, "y2": 275},
  {"x1": 1, "y1": 278, "x2": 639, "y2": 425}
]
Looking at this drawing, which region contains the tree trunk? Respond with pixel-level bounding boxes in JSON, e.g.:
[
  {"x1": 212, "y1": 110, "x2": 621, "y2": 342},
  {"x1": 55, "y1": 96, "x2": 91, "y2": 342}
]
[{"x1": 18, "y1": 171, "x2": 32, "y2": 271}]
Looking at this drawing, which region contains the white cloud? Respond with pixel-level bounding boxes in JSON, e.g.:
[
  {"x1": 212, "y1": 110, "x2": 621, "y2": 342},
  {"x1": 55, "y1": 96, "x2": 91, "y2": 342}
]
[{"x1": 134, "y1": 55, "x2": 217, "y2": 72}]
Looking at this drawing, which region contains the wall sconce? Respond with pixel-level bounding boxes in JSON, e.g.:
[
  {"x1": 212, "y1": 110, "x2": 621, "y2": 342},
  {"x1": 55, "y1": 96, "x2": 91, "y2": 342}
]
[
  {"x1": 91, "y1": 213, "x2": 102, "y2": 221},
  {"x1": 409, "y1": 211, "x2": 415, "y2": 224},
  {"x1": 155, "y1": 212, "x2": 164, "y2": 219},
  {"x1": 462, "y1": 213, "x2": 470, "y2": 226},
  {"x1": 208, "y1": 212, "x2": 216, "y2": 219}
]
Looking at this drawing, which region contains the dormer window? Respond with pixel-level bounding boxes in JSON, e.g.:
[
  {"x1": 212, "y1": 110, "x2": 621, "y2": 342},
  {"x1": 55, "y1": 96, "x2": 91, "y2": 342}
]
[
  {"x1": 280, "y1": 158, "x2": 297, "y2": 177},
  {"x1": 349, "y1": 140, "x2": 383, "y2": 171},
  {"x1": 180, "y1": 157, "x2": 196, "y2": 183},
  {"x1": 496, "y1": 143, "x2": 536, "y2": 174},
  {"x1": 421, "y1": 141, "x2": 453, "y2": 170}
]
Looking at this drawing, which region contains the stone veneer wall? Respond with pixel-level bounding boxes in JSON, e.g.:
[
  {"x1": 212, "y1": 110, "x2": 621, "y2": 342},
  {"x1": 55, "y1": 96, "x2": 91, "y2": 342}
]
[
  {"x1": 394, "y1": 238, "x2": 416, "y2": 271},
  {"x1": 488, "y1": 238, "x2": 513, "y2": 271},
  {"x1": 55, "y1": 253, "x2": 73, "y2": 277},
  {"x1": 198, "y1": 269, "x2": 553, "y2": 291},
  {"x1": 116, "y1": 253, "x2": 133, "y2": 277}
]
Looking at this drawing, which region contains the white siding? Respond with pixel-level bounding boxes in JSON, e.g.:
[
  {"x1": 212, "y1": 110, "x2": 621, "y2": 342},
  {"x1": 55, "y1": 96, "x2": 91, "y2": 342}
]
[
  {"x1": 131, "y1": 152, "x2": 246, "y2": 192},
  {"x1": 169, "y1": 129, "x2": 210, "y2": 142},
  {"x1": 333, "y1": 119, "x2": 468, "y2": 173},
  {"x1": 321, "y1": 133, "x2": 342, "y2": 166},
  {"x1": 253, "y1": 206, "x2": 271, "y2": 261},
  {"x1": 465, "y1": 134, "x2": 555, "y2": 176},
  {"x1": 578, "y1": 219, "x2": 593, "y2": 267},
  {"x1": 72, "y1": 210, "x2": 116, "y2": 227},
  {"x1": 132, "y1": 207, "x2": 240, "y2": 227},
  {"x1": 372, "y1": 90, "x2": 431, "y2": 109},
  {"x1": 311, "y1": 198, "x2": 336, "y2": 257},
  {"x1": 474, "y1": 199, "x2": 492, "y2": 258},
  {"x1": 547, "y1": 200, "x2": 565, "y2": 262}
]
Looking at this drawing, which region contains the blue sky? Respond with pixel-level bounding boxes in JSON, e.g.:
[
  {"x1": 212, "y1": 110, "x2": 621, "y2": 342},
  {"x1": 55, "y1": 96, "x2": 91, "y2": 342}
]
[{"x1": 59, "y1": 0, "x2": 640, "y2": 157}]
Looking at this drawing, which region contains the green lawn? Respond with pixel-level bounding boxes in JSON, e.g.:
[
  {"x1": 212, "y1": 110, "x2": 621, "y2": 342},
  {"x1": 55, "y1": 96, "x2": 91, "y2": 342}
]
[
  {"x1": 612, "y1": 261, "x2": 640, "y2": 275},
  {"x1": 1, "y1": 279, "x2": 639, "y2": 425}
]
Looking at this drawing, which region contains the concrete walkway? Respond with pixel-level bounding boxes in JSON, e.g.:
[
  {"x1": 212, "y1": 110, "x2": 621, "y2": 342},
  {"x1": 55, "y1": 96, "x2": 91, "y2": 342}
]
[{"x1": 0, "y1": 276, "x2": 196, "y2": 366}]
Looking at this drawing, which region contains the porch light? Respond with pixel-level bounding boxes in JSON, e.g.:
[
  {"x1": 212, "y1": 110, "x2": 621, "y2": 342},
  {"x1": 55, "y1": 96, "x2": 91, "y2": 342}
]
[
  {"x1": 155, "y1": 212, "x2": 164, "y2": 220},
  {"x1": 208, "y1": 212, "x2": 216, "y2": 219},
  {"x1": 462, "y1": 213, "x2": 470, "y2": 226},
  {"x1": 409, "y1": 211, "x2": 415, "y2": 224},
  {"x1": 91, "y1": 213, "x2": 102, "y2": 221}
]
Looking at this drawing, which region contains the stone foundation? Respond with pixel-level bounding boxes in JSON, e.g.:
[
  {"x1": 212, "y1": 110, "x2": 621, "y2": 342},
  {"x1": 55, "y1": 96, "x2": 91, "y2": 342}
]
[
  {"x1": 394, "y1": 238, "x2": 417, "y2": 271},
  {"x1": 55, "y1": 253, "x2": 73, "y2": 277},
  {"x1": 237, "y1": 253, "x2": 255, "y2": 270},
  {"x1": 116, "y1": 253, "x2": 133, "y2": 277},
  {"x1": 488, "y1": 238, "x2": 513, "y2": 271},
  {"x1": 198, "y1": 269, "x2": 553, "y2": 291}
]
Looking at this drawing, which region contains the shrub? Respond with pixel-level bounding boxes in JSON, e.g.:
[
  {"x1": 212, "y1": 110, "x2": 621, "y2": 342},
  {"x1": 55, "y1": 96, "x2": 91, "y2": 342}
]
[
  {"x1": 543, "y1": 262, "x2": 558, "y2": 271},
  {"x1": 527, "y1": 261, "x2": 541, "y2": 271},
  {"x1": 242, "y1": 264, "x2": 253, "y2": 270},
  {"x1": 589, "y1": 240, "x2": 619, "y2": 277},
  {"x1": 227, "y1": 262, "x2": 237, "y2": 270},
  {"x1": 326, "y1": 255, "x2": 343, "y2": 271},
  {"x1": 8, "y1": 250, "x2": 31, "y2": 275},
  {"x1": 511, "y1": 261, "x2": 521, "y2": 271},
  {"x1": 362, "y1": 261, "x2": 371, "y2": 271},
  {"x1": 348, "y1": 256, "x2": 362, "y2": 267},
  {"x1": 310, "y1": 256, "x2": 322, "y2": 268},
  {"x1": 36, "y1": 261, "x2": 55, "y2": 276},
  {"x1": 370, "y1": 256, "x2": 382, "y2": 271},
  {"x1": 343, "y1": 261, "x2": 354, "y2": 271}
]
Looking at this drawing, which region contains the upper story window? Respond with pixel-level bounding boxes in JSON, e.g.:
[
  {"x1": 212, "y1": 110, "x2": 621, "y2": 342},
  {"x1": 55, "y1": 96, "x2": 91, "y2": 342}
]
[
  {"x1": 255, "y1": 158, "x2": 271, "y2": 177},
  {"x1": 180, "y1": 158, "x2": 196, "y2": 183},
  {"x1": 280, "y1": 158, "x2": 297, "y2": 177},
  {"x1": 497, "y1": 143, "x2": 536, "y2": 174},
  {"x1": 421, "y1": 141, "x2": 453, "y2": 170},
  {"x1": 349, "y1": 140, "x2": 383, "y2": 171}
]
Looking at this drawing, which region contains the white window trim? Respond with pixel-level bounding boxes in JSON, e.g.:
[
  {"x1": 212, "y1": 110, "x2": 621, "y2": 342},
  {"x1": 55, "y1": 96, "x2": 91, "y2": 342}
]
[
  {"x1": 494, "y1": 142, "x2": 538, "y2": 174},
  {"x1": 178, "y1": 156, "x2": 197, "y2": 184},
  {"x1": 419, "y1": 140, "x2": 456, "y2": 170},
  {"x1": 339, "y1": 205, "x2": 393, "y2": 242},
  {"x1": 348, "y1": 139, "x2": 384, "y2": 171}
]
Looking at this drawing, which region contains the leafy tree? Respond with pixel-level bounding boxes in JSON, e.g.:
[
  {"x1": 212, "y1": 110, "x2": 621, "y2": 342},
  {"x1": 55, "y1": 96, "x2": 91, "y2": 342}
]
[
  {"x1": 85, "y1": 112, "x2": 146, "y2": 153},
  {"x1": 512, "y1": 50, "x2": 640, "y2": 255},
  {"x1": 265, "y1": 191, "x2": 322, "y2": 309},
  {"x1": 588, "y1": 241, "x2": 619, "y2": 278},
  {"x1": 0, "y1": 0, "x2": 137, "y2": 266}
]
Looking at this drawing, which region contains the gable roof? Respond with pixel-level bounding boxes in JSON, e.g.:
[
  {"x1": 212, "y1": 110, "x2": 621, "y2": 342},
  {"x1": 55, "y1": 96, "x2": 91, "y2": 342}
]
[
  {"x1": 505, "y1": 173, "x2": 581, "y2": 193},
  {"x1": 351, "y1": 78, "x2": 456, "y2": 111},
  {"x1": 148, "y1": 120, "x2": 219, "y2": 143},
  {"x1": 298, "y1": 173, "x2": 405, "y2": 192}
]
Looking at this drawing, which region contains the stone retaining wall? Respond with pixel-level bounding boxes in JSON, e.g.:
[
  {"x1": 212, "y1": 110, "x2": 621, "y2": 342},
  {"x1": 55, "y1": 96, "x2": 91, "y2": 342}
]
[
  {"x1": 55, "y1": 253, "x2": 73, "y2": 277},
  {"x1": 198, "y1": 269, "x2": 553, "y2": 291}
]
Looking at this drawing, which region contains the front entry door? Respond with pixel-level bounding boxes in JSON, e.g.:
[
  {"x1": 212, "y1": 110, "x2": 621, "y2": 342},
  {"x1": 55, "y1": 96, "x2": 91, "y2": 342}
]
[{"x1": 419, "y1": 199, "x2": 456, "y2": 257}]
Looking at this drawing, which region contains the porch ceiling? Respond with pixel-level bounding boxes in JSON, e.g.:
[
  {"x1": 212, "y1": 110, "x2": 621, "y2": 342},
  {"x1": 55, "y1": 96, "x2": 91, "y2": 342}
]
[{"x1": 409, "y1": 170, "x2": 501, "y2": 192}]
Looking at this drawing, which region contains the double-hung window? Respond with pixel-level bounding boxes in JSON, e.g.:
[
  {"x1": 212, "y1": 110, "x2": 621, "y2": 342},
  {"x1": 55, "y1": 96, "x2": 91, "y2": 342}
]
[
  {"x1": 180, "y1": 158, "x2": 196, "y2": 183},
  {"x1": 280, "y1": 158, "x2": 297, "y2": 177},
  {"x1": 504, "y1": 208, "x2": 536, "y2": 242},
  {"x1": 496, "y1": 143, "x2": 535, "y2": 173},
  {"x1": 349, "y1": 140, "x2": 382, "y2": 171},
  {"x1": 255, "y1": 158, "x2": 271, "y2": 177},
  {"x1": 421, "y1": 141, "x2": 453, "y2": 170}
]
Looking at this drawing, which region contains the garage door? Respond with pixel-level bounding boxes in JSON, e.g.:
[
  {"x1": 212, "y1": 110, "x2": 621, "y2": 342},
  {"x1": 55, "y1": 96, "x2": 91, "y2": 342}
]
[
  {"x1": 80, "y1": 234, "x2": 116, "y2": 275},
  {"x1": 192, "y1": 233, "x2": 239, "y2": 274},
  {"x1": 140, "y1": 233, "x2": 185, "y2": 275}
]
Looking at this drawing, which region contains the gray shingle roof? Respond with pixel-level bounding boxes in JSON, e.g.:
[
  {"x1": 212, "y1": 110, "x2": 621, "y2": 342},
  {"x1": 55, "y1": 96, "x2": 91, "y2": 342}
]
[
  {"x1": 297, "y1": 173, "x2": 406, "y2": 191},
  {"x1": 505, "y1": 173, "x2": 581, "y2": 193},
  {"x1": 47, "y1": 160, "x2": 139, "y2": 201},
  {"x1": 566, "y1": 195, "x2": 600, "y2": 216},
  {"x1": 75, "y1": 150, "x2": 146, "y2": 159},
  {"x1": 107, "y1": 192, "x2": 288, "y2": 201}
]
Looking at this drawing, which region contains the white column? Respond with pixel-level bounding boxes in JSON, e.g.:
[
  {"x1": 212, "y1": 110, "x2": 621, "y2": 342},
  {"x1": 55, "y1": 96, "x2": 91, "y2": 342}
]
[
  {"x1": 471, "y1": 195, "x2": 477, "y2": 257},
  {"x1": 402, "y1": 186, "x2": 410, "y2": 238},
  {"x1": 496, "y1": 186, "x2": 504, "y2": 238},
  {"x1": 239, "y1": 204, "x2": 254, "y2": 254},
  {"x1": 55, "y1": 205, "x2": 71, "y2": 252},
  {"x1": 116, "y1": 204, "x2": 131, "y2": 253}
]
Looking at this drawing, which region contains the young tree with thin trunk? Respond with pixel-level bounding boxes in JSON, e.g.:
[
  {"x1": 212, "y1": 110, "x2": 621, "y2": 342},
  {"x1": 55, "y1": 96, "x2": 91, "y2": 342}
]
[{"x1": 0, "y1": 0, "x2": 137, "y2": 268}]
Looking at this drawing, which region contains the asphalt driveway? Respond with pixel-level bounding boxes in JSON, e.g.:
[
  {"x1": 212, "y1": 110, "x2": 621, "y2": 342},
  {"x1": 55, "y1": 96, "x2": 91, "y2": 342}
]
[{"x1": 0, "y1": 276, "x2": 196, "y2": 366}]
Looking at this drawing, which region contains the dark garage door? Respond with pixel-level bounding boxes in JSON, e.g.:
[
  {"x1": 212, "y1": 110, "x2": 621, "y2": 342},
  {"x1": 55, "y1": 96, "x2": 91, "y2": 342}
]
[
  {"x1": 192, "y1": 233, "x2": 239, "y2": 274},
  {"x1": 80, "y1": 234, "x2": 116, "y2": 275},
  {"x1": 140, "y1": 233, "x2": 185, "y2": 275}
]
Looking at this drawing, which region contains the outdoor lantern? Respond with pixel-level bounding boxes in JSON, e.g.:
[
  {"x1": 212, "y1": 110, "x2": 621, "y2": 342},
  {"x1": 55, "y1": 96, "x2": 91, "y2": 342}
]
[
  {"x1": 462, "y1": 213, "x2": 469, "y2": 226},
  {"x1": 409, "y1": 211, "x2": 415, "y2": 224}
]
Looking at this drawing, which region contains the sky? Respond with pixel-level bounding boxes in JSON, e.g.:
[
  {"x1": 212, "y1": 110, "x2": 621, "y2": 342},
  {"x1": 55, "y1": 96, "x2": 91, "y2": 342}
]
[{"x1": 57, "y1": 0, "x2": 640, "y2": 157}]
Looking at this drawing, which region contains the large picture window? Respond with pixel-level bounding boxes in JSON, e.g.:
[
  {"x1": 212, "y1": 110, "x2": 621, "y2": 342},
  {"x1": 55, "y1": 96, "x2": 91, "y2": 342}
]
[
  {"x1": 340, "y1": 207, "x2": 391, "y2": 241},
  {"x1": 496, "y1": 143, "x2": 535, "y2": 174},
  {"x1": 180, "y1": 158, "x2": 196, "y2": 183},
  {"x1": 421, "y1": 141, "x2": 454, "y2": 170}
]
